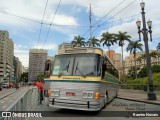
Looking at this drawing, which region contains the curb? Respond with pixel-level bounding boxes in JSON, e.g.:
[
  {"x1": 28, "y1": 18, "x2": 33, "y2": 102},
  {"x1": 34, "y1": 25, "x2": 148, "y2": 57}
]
[{"x1": 117, "y1": 96, "x2": 160, "y2": 106}]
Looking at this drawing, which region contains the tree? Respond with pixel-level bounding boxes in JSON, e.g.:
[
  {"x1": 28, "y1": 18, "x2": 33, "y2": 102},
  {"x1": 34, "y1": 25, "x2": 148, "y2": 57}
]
[
  {"x1": 37, "y1": 73, "x2": 44, "y2": 80},
  {"x1": 152, "y1": 65, "x2": 160, "y2": 73},
  {"x1": 150, "y1": 51, "x2": 158, "y2": 65},
  {"x1": 128, "y1": 66, "x2": 136, "y2": 79},
  {"x1": 100, "y1": 32, "x2": 115, "y2": 58},
  {"x1": 19, "y1": 72, "x2": 28, "y2": 83},
  {"x1": 126, "y1": 40, "x2": 143, "y2": 79},
  {"x1": 138, "y1": 66, "x2": 147, "y2": 78},
  {"x1": 157, "y1": 42, "x2": 160, "y2": 50},
  {"x1": 157, "y1": 43, "x2": 160, "y2": 64},
  {"x1": 71, "y1": 35, "x2": 85, "y2": 47},
  {"x1": 87, "y1": 37, "x2": 100, "y2": 47},
  {"x1": 114, "y1": 31, "x2": 131, "y2": 83}
]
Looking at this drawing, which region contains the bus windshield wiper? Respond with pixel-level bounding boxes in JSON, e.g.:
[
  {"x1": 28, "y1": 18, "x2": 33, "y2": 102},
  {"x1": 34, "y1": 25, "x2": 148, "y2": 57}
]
[
  {"x1": 58, "y1": 61, "x2": 70, "y2": 77},
  {"x1": 75, "y1": 62, "x2": 86, "y2": 78}
]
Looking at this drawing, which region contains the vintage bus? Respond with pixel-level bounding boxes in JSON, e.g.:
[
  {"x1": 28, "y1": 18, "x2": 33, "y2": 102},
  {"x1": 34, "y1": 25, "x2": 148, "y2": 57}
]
[{"x1": 44, "y1": 47, "x2": 120, "y2": 111}]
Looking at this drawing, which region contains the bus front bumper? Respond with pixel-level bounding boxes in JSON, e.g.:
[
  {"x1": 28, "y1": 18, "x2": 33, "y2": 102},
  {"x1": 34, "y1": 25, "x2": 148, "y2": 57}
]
[{"x1": 48, "y1": 98, "x2": 102, "y2": 111}]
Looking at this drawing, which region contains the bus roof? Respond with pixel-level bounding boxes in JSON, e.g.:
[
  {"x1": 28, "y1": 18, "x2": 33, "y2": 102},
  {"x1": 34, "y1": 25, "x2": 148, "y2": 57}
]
[{"x1": 56, "y1": 47, "x2": 104, "y2": 56}]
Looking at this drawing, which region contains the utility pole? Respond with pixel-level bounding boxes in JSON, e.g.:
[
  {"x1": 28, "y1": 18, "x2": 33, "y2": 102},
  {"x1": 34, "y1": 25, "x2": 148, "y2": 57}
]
[
  {"x1": 89, "y1": 3, "x2": 93, "y2": 47},
  {"x1": 136, "y1": 2, "x2": 156, "y2": 100}
]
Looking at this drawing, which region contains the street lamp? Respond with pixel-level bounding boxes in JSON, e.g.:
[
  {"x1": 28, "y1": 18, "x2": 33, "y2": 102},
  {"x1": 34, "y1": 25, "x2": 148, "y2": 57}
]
[{"x1": 136, "y1": 2, "x2": 156, "y2": 100}]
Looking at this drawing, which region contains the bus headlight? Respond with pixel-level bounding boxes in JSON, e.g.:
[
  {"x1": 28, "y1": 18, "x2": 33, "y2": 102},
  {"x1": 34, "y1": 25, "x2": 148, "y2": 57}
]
[
  {"x1": 95, "y1": 92, "x2": 100, "y2": 100},
  {"x1": 88, "y1": 92, "x2": 93, "y2": 98},
  {"x1": 51, "y1": 90, "x2": 60, "y2": 97},
  {"x1": 83, "y1": 92, "x2": 88, "y2": 98},
  {"x1": 83, "y1": 91, "x2": 93, "y2": 99}
]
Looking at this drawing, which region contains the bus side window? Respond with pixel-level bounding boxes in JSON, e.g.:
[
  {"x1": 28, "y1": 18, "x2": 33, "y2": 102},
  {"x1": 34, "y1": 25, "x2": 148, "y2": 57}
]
[
  {"x1": 44, "y1": 60, "x2": 51, "y2": 77},
  {"x1": 102, "y1": 61, "x2": 106, "y2": 79}
]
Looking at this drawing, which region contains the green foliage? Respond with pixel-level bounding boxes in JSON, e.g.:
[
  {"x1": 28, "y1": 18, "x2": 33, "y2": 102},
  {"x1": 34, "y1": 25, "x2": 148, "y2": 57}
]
[
  {"x1": 126, "y1": 73, "x2": 160, "y2": 85},
  {"x1": 100, "y1": 32, "x2": 115, "y2": 47},
  {"x1": 87, "y1": 37, "x2": 100, "y2": 47},
  {"x1": 138, "y1": 66, "x2": 147, "y2": 78},
  {"x1": 71, "y1": 35, "x2": 85, "y2": 47},
  {"x1": 128, "y1": 66, "x2": 136, "y2": 79},
  {"x1": 19, "y1": 72, "x2": 28, "y2": 83},
  {"x1": 114, "y1": 31, "x2": 131, "y2": 47},
  {"x1": 126, "y1": 40, "x2": 143, "y2": 57},
  {"x1": 137, "y1": 65, "x2": 160, "y2": 78},
  {"x1": 37, "y1": 73, "x2": 44, "y2": 80},
  {"x1": 157, "y1": 42, "x2": 160, "y2": 50},
  {"x1": 152, "y1": 65, "x2": 160, "y2": 73}
]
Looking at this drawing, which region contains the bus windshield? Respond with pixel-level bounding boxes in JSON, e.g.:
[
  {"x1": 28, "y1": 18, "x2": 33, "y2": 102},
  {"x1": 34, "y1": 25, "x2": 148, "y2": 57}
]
[{"x1": 52, "y1": 54, "x2": 101, "y2": 76}]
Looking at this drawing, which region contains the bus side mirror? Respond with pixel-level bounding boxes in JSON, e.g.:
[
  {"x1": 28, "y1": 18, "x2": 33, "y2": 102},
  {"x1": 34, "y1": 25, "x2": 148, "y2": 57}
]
[
  {"x1": 102, "y1": 63, "x2": 107, "y2": 72},
  {"x1": 44, "y1": 60, "x2": 51, "y2": 77}
]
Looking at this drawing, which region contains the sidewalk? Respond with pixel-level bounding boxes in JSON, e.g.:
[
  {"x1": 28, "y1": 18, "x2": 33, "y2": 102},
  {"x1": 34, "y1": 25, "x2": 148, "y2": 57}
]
[{"x1": 118, "y1": 89, "x2": 160, "y2": 105}]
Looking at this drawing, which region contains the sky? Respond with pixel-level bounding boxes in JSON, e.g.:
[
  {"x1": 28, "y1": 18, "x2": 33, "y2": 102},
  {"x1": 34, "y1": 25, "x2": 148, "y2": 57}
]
[{"x1": 0, "y1": 0, "x2": 160, "y2": 67}]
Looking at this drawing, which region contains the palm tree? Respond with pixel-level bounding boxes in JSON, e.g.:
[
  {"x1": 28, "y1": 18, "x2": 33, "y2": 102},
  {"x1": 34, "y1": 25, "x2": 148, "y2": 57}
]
[
  {"x1": 71, "y1": 35, "x2": 86, "y2": 47},
  {"x1": 157, "y1": 43, "x2": 160, "y2": 64},
  {"x1": 114, "y1": 31, "x2": 131, "y2": 83},
  {"x1": 157, "y1": 42, "x2": 160, "y2": 50},
  {"x1": 87, "y1": 37, "x2": 100, "y2": 47},
  {"x1": 126, "y1": 40, "x2": 143, "y2": 79},
  {"x1": 100, "y1": 32, "x2": 115, "y2": 58}
]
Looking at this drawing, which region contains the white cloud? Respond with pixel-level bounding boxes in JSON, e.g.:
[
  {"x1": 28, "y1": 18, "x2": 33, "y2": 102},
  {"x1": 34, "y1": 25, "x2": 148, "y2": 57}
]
[
  {"x1": 14, "y1": 43, "x2": 58, "y2": 67},
  {"x1": 2, "y1": 0, "x2": 160, "y2": 67},
  {"x1": 14, "y1": 44, "x2": 29, "y2": 67},
  {"x1": 32, "y1": 44, "x2": 58, "y2": 50}
]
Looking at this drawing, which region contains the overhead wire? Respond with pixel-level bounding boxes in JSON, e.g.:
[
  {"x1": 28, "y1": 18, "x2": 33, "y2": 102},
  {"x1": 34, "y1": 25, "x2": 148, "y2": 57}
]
[
  {"x1": 0, "y1": 10, "x2": 42, "y2": 24},
  {"x1": 0, "y1": 10, "x2": 97, "y2": 27},
  {"x1": 0, "y1": 7, "x2": 142, "y2": 29},
  {"x1": 91, "y1": 0, "x2": 137, "y2": 36},
  {"x1": 92, "y1": 0, "x2": 126, "y2": 27},
  {"x1": 43, "y1": 0, "x2": 61, "y2": 49},
  {"x1": 82, "y1": 0, "x2": 127, "y2": 37},
  {"x1": 37, "y1": 0, "x2": 49, "y2": 49}
]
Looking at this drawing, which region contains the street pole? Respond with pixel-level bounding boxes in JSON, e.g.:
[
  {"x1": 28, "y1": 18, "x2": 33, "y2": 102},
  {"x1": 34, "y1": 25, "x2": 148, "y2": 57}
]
[
  {"x1": 89, "y1": 3, "x2": 93, "y2": 47},
  {"x1": 136, "y1": 2, "x2": 156, "y2": 100}
]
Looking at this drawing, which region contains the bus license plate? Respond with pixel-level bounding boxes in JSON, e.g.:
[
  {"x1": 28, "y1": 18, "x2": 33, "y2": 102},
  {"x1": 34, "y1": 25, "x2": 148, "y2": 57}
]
[{"x1": 66, "y1": 92, "x2": 75, "y2": 96}]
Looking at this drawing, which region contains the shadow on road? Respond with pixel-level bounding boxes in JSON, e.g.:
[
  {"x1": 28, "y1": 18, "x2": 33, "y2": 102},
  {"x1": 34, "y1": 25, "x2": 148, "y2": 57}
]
[{"x1": 49, "y1": 109, "x2": 101, "y2": 117}]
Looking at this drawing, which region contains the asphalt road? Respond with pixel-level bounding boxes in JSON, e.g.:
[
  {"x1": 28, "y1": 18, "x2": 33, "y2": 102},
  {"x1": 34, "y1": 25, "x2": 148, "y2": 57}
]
[
  {"x1": 0, "y1": 87, "x2": 29, "y2": 111},
  {"x1": 28, "y1": 98, "x2": 160, "y2": 120}
]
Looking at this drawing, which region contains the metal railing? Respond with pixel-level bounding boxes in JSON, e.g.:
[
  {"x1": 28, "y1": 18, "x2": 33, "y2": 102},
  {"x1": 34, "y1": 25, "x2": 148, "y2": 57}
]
[
  {"x1": 119, "y1": 84, "x2": 160, "y2": 92},
  {"x1": 0, "y1": 87, "x2": 38, "y2": 120}
]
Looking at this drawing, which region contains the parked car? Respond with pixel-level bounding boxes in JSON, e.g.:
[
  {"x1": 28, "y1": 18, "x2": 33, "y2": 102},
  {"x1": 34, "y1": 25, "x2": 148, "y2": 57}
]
[{"x1": 2, "y1": 83, "x2": 8, "y2": 88}]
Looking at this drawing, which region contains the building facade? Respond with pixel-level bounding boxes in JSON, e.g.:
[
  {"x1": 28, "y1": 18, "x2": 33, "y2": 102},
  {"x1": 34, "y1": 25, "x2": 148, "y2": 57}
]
[
  {"x1": 106, "y1": 50, "x2": 122, "y2": 80},
  {"x1": 28, "y1": 49, "x2": 48, "y2": 82},
  {"x1": 13, "y1": 56, "x2": 23, "y2": 81},
  {"x1": 0, "y1": 30, "x2": 14, "y2": 82},
  {"x1": 124, "y1": 50, "x2": 160, "y2": 75}
]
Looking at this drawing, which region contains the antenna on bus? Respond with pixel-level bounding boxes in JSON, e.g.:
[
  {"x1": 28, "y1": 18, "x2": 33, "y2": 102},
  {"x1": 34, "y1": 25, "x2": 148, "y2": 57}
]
[{"x1": 89, "y1": 3, "x2": 93, "y2": 47}]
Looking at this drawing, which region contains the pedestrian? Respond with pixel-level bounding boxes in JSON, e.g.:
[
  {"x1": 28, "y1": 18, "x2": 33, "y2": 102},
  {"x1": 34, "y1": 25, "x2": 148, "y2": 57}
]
[
  {"x1": 35, "y1": 80, "x2": 44, "y2": 104},
  {"x1": 39, "y1": 80, "x2": 44, "y2": 104}
]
